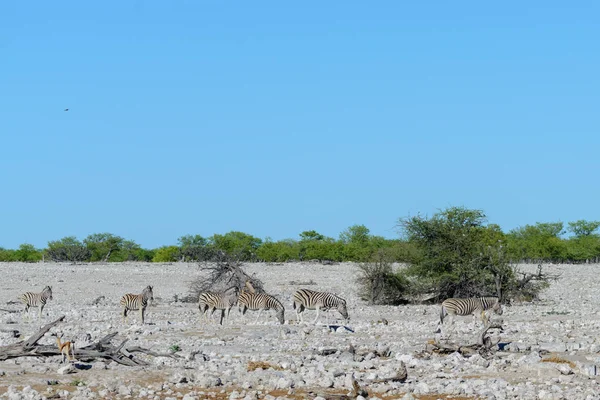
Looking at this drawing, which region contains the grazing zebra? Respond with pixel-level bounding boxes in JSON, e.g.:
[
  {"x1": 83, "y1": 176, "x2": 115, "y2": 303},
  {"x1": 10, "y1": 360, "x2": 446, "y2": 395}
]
[
  {"x1": 237, "y1": 291, "x2": 285, "y2": 325},
  {"x1": 292, "y1": 289, "x2": 348, "y2": 324},
  {"x1": 439, "y1": 297, "x2": 503, "y2": 332},
  {"x1": 19, "y1": 286, "x2": 53, "y2": 320},
  {"x1": 120, "y1": 285, "x2": 154, "y2": 324},
  {"x1": 198, "y1": 291, "x2": 238, "y2": 325}
]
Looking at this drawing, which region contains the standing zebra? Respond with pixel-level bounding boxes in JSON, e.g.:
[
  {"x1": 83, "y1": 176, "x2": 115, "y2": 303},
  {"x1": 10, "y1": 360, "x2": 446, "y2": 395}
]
[
  {"x1": 439, "y1": 297, "x2": 503, "y2": 333},
  {"x1": 18, "y1": 286, "x2": 53, "y2": 320},
  {"x1": 238, "y1": 291, "x2": 285, "y2": 325},
  {"x1": 120, "y1": 285, "x2": 154, "y2": 324},
  {"x1": 292, "y1": 289, "x2": 348, "y2": 324},
  {"x1": 198, "y1": 291, "x2": 238, "y2": 325}
]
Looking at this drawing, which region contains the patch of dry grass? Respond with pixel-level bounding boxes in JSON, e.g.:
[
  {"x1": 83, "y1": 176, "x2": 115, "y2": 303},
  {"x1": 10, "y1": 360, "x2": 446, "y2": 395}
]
[
  {"x1": 247, "y1": 360, "x2": 283, "y2": 372},
  {"x1": 542, "y1": 354, "x2": 576, "y2": 368}
]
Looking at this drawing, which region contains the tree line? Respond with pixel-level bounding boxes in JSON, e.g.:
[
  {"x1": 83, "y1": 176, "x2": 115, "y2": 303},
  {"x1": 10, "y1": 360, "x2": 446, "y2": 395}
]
[{"x1": 0, "y1": 211, "x2": 599, "y2": 264}]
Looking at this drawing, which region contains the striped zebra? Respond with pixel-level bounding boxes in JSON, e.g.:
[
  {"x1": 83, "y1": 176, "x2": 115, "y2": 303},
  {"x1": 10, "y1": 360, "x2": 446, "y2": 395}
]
[
  {"x1": 120, "y1": 285, "x2": 154, "y2": 324},
  {"x1": 237, "y1": 291, "x2": 285, "y2": 325},
  {"x1": 198, "y1": 291, "x2": 238, "y2": 325},
  {"x1": 292, "y1": 289, "x2": 348, "y2": 324},
  {"x1": 18, "y1": 286, "x2": 53, "y2": 320},
  {"x1": 439, "y1": 297, "x2": 503, "y2": 332}
]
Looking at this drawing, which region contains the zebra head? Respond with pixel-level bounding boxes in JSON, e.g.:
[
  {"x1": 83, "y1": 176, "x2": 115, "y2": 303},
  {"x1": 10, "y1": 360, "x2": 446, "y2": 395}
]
[
  {"x1": 276, "y1": 309, "x2": 285, "y2": 325},
  {"x1": 43, "y1": 286, "x2": 53, "y2": 300},
  {"x1": 144, "y1": 285, "x2": 154, "y2": 302},
  {"x1": 337, "y1": 298, "x2": 349, "y2": 320}
]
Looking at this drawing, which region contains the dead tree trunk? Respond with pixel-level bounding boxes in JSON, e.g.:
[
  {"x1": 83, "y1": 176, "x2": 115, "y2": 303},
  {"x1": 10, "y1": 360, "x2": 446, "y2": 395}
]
[
  {"x1": 0, "y1": 316, "x2": 182, "y2": 366},
  {"x1": 428, "y1": 318, "x2": 503, "y2": 358}
]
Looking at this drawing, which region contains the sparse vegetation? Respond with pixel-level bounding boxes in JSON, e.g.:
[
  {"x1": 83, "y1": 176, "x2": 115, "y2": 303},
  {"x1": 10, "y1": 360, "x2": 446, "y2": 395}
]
[
  {"x1": 0, "y1": 211, "x2": 598, "y2": 264},
  {"x1": 355, "y1": 250, "x2": 408, "y2": 305}
]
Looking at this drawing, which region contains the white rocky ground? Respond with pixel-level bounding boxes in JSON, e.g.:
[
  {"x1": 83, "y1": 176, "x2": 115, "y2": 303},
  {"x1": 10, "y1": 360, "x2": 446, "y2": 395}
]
[{"x1": 1, "y1": 261, "x2": 600, "y2": 400}]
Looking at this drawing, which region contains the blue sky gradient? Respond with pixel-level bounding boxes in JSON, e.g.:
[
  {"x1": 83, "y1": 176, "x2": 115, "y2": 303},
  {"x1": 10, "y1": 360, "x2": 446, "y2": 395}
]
[{"x1": 1, "y1": 2, "x2": 599, "y2": 248}]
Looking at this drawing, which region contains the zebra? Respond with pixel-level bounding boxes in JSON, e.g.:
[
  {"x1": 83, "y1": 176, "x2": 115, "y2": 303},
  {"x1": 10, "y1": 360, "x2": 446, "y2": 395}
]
[
  {"x1": 439, "y1": 297, "x2": 503, "y2": 333},
  {"x1": 198, "y1": 291, "x2": 238, "y2": 325},
  {"x1": 237, "y1": 291, "x2": 285, "y2": 325},
  {"x1": 292, "y1": 289, "x2": 348, "y2": 324},
  {"x1": 120, "y1": 285, "x2": 154, "y2": 324},
  {"x1": 18, "y1": 286, "x2": 53, "y2": 320}
]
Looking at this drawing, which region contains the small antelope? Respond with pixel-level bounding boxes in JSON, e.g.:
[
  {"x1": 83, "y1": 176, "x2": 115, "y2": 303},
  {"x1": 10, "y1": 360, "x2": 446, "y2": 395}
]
[{"x1": 52, "y1": 333, "x2": 76, "y2": 363}]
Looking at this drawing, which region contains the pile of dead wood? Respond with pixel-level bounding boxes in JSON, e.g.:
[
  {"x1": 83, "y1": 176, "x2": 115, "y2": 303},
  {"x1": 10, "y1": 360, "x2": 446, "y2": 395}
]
[{"x1": 0, "y1": 316, "x2": 182, "y2": 366}]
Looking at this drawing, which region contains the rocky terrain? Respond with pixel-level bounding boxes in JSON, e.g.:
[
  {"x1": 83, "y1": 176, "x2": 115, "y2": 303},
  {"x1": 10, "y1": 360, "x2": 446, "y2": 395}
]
[{"x1": 1, "y1": 261, "x2": 600, "y2": 400}]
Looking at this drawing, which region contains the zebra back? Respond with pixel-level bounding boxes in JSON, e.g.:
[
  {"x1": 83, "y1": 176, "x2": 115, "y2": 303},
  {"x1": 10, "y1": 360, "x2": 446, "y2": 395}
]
[
  {"x1": 198, "y1": 292, "x2": 237, "y2": 311},
  {"x1": 121, "y1": 285, "x2": 154, "y2": 310},
  {"x1": 440, "y1": 297, "x2": 502, "y2": 322},
  {"x1": 19, "y1": 286, "x2": 53, "y2": 306},
  {"x1": 293, "y1": 289, "x2": 348, "y2": 319},
  {"x1": 238, "y1": 291, "x2": 284, "y2": 324}
]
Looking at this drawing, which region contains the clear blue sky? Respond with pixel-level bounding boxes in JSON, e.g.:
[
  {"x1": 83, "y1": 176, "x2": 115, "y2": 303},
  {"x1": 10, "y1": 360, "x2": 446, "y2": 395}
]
[{"x1": 1, "y1": 2, "x2": 599, "y2": 249}]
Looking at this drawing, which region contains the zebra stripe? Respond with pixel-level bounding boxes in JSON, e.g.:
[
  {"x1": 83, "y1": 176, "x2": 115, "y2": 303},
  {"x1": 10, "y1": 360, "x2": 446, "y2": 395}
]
[
  {"x1": 19, "y1": 286, "x2": 53, "y2": 319},
  {"x1": 237, "y1": 291, "x2": 285, "y2": 324},
  {"x1": 198, "y1": 291, "x2": 237, "y2": 325},
  {"x1": 440, "y1": 297, "x2": 502, "y2": 325},
  {"x1": 120, "y1": 285, "x2": 154, "y2": 324},
  {"x1": 292, "y1": 289, "x2": 348, "y2": 323}
]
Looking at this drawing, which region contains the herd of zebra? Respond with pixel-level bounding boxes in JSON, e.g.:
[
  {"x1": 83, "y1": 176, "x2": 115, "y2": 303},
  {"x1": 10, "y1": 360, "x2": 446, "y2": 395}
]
[
  {"x1": 17, "y1": 284, "x2": 503, "y2": 332},
  {"x1": 16, "y1": 285, "x2": 351, "y2": 326}
]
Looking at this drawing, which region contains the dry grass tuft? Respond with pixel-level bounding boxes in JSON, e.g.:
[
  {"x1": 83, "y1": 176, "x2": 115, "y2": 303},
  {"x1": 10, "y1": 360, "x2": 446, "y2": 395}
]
[
  {"x1": 247, "y1": 361, "x2": 283, "y2": 372},
  {"x1": 542, "y1": 354, "x2": 576, "y2": 368}
]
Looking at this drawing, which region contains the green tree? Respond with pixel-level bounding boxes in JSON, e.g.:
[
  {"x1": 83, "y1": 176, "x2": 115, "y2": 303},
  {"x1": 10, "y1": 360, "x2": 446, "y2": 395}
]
[
  {"x1": 339, "y1": 225, "x2": 370, "y2": 245},
  {"x1": 507, "y1": 222, "x2": 567, "y2": 262},
  {"x1": 256, "y1": 238, "x2": 300, "y2": 262},
  {"x1": 0, "y1": 247, "x2": 16, "y2": 261},
  {"x1": 298, "y1": 231, "x2": 342, "y2": 261},
  {"x1": 568, "y1": 220, "x2": 600, "y2": 237},
  {"x1": 178, "y1": 234, "x2": 213, "y2": 261},
  {"x1": 399, "y1": 207, "x2": 511, "y2": 299},
  {"x1": 152, "y1": 246, "x2": 179, "y2": 262},
  {"x1": 112, "y1": 240, "x2": 143, "y2": 261},
  {"x1": 46, "y1": 237, "x2": 91, "y2": 262},
  {"x1": 210, "y1": 231, "x2": 262, "y2": 261},
  {"x1": 84, "y1": 233, "x2": 125, "y2": 262},
  {"x1": 13, "y1": 243, "x2": 43, "y2": 262}
]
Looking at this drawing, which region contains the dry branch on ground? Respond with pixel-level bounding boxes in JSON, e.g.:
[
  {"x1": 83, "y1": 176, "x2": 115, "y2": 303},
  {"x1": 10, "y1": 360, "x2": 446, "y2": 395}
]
[{"x1": 0, "y1": 316, "x2": 182, "y2": 366}]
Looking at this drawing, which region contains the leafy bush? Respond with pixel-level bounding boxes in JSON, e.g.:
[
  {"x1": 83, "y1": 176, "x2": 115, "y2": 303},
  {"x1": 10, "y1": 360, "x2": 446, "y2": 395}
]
[
  {"x1": 46, "y1": 236, "x2": 91, "y2": 262},
  {"x1": 210, "y1": 231, "x2": 262, "y2": 261},
  {"x1": 13, "y1": 244, "x2": 43, "y2": 262},
  {"x1": 398, "y1": 206, "x2": 552, "y2": 302},
  {"x1": 256, "y1": 238, "x2": 300, "y2": 262},
  {"x1": 152, "y1": 246, "x2": 180, "y2": 262},
  {"x1": 178, "y1": 234, "x2": 214, "y2": 261},
  {"x1": 84, "y1": 233, "x2": 125, "y2": 262}
]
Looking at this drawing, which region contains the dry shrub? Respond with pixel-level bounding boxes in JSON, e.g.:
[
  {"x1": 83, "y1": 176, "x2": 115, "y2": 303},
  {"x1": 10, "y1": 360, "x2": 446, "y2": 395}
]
[{"x1": 247, "y1": 361, "x2": 282, "y2": 372}]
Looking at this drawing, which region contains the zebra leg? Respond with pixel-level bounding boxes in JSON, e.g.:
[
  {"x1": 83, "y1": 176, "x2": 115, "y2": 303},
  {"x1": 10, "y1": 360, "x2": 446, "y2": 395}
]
[
  {"x1": 122, "y1": 307, "x2": 128, "y2": 323},
  {"x1": 313, "y1": 307, "x2": 320, "y2": 324},
  {"x1": 254, "y1": 309, "x2": 263, "y2": 325},
  {"x1": 39, "y1": 304, "x2": 44, "y2": 319},
  {"x1": 140, "y1": 307, "x2": 145, "y2": 324}
]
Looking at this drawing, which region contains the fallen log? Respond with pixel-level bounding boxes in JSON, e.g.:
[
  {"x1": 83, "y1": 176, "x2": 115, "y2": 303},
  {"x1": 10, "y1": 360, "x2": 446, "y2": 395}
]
[
  {"x1": 0, "y1": 316, "x2": 181, "y2": 366},
  {"x1": 428, "y1": 319, "x2": 503, "y2": 357}
]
